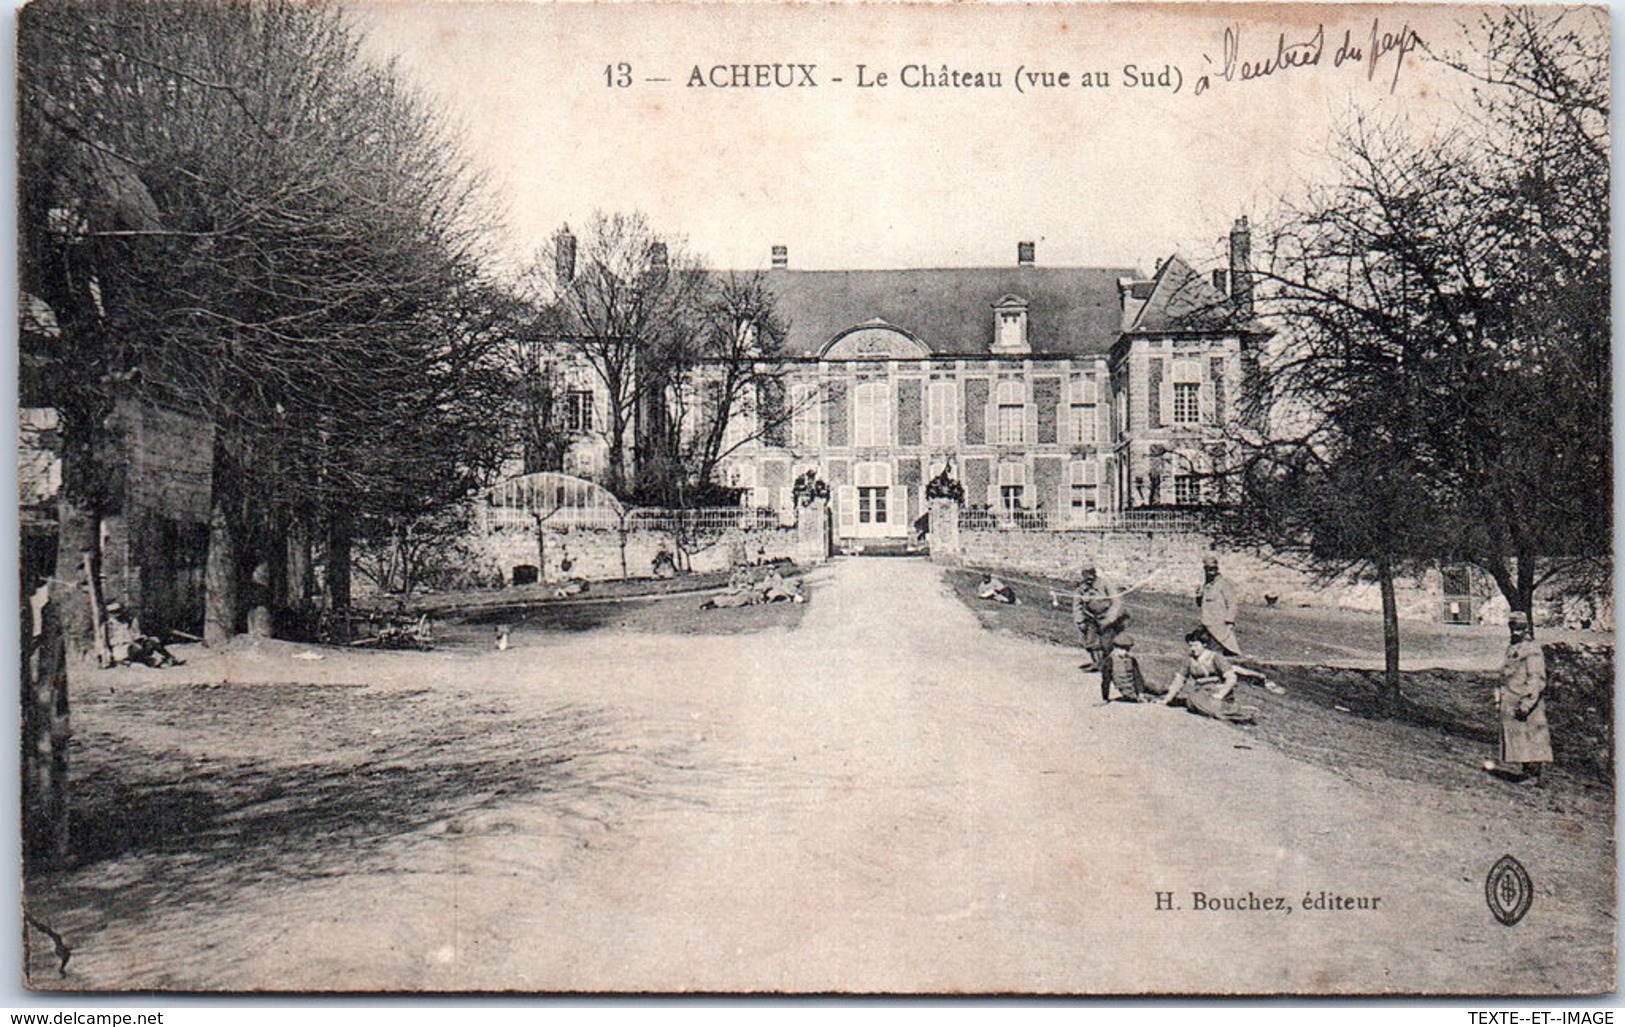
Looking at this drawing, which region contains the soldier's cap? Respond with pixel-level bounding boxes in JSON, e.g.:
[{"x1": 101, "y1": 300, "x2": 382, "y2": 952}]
[
  {"x1": 1202, "y1": 556, "x2": 1220, "y2": 568},
  {"x1": 1508, "y1": 611, "x2": 1531, "y2": 626},
  {"x1": 1079, "y1": 563, "x2": 1096, "y2": 575},
  {"x1": 1114, "y1": 633, "x2": 1136, "y2": 649}
]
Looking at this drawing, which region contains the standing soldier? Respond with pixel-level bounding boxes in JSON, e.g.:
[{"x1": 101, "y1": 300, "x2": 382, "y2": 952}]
[
  {"x1": 1196, "y1": 555, "x2": 1284, "y2": 695},
  {"x1": 1484, "y1": 611, "x2": 1552, "y2": 784},
  {"x1": 1073, "y1": 563, "x2": 1126, "y2": 702}
]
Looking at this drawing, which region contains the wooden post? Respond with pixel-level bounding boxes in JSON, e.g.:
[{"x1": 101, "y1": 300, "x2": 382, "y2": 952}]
[
  {"x1": 24, "y1": 583, "x2": 71, "y2": 867},
  {"x1": 83, "y1": 551, "x2": 111, "y2": 666}
]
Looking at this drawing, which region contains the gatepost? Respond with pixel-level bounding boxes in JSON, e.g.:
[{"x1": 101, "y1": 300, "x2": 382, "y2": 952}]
[
  {"x1": 929, "y1": 499, "x2": 962, "y2": 565},
  {"x1": 795, "y1": 497, "x2": 831, "y2": 566}
]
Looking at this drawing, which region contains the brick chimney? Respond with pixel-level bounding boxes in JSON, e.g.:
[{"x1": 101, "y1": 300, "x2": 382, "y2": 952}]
[
  {"x1": 771, "y1": 244, "x2": 788, "y2": 270},
  {"x1": 645, "y1": 241, "x2": 669, "y2": 287},
  {"x1": 1228, "y1": 217, "x2": 1253, "y2": 312},
  {"x1": 554, "y1": 224, "x2": 576, "y2": 286},
  {"x1": 1017, "y1": 241, "x2": 1036, "y2": 267}
]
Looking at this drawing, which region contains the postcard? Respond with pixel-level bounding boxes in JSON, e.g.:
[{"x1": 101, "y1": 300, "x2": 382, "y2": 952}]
[{"x1": 17, "y1": 1, "x2": 1614, "y2": 994}]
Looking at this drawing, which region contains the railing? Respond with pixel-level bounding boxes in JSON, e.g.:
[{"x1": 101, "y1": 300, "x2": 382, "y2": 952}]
[
  {"x1": 957, "y1": 506, "x2": 1207, "y2": 533},
  {"x1": 480, "y1": 504, "x2": 785, "y2": 534},
  {"x1": 627, "y1": 507, "x2": 783, "y2": 534}
]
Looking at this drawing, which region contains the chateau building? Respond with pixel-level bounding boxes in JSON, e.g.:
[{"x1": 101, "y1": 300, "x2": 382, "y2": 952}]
[{"x1": 702, "y1": 222, "x2": 1267, "y2": 542}]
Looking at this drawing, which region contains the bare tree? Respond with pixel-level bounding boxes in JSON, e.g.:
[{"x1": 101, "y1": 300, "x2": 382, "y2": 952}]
[
  {"x1": 21, "y1": 0, "x2": 513, "y2": 647},
  {"x1": 1233, "y1": 8, "x2": 1609, "y2": 696},
  {"x1": 527, "y1": 213, "x2": 708, "y2": 496},
  {"x1": 664, "y1": 271, "x2": 795, "y2": 504}
]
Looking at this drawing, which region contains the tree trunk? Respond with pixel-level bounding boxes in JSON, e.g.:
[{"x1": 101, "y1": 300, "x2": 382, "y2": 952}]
[
  {"x1": 1515, "y1": 550, "x2": 1537, "y2": 623},
  {"x1": 23, "y1": 573, "x2": 71, "y2": 869},
  {"x1": 1377, "y1": 555, "x2": 1401, "y2": 702},
  {"x1": 327, "y1": 507, "x2": 352, "y2": 612},
  {"x1": 52, "y1": 491, "x2": 99, "y2": 663},
  {"x1": 204, "y1": 494, "x2": 238, "y2": 646},
  {"x1": 284, "y1": 516, "x2": 313, "y2": 611}
]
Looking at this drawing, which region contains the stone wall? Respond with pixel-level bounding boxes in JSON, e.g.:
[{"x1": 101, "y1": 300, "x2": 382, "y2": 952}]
[
  {"x1": 929, "y1": 502, "x2": 1612, "y2": 628},
  {"x1": 467, "y1": 522, "x2": 802, "y2": 585}
]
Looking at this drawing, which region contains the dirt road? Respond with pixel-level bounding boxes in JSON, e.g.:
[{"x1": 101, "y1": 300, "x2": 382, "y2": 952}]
[{"x1": 30, "y1": 558, "x2": 1613, "y2": 993}]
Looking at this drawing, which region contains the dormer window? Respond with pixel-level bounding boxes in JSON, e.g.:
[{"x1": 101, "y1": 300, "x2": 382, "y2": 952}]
[{"x1": 991, "y1": 295, "x2": 1030, "y2": 353}]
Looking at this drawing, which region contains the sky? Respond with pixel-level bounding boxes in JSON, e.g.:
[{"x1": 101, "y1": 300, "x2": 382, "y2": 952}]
[{"x1": 352, "y1": 2, "x2": 1490, "y2": 278}]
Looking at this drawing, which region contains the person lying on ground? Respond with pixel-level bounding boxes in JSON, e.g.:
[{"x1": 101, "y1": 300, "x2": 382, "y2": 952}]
[
  {"x1": 703, "y1": 566, "x2": 762, "y2": 609},
  {"x1": 977, "y1": 574, "x2": 1018, "y2": 605},
  {"x1": 759, "y1": 568, "x2": 805, "y2": 604}
]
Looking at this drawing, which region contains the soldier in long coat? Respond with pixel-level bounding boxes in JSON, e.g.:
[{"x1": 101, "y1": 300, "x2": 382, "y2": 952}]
[
  {"x1": 1072, "y1": 564, "x2": 1125, "y2": 702},
  {"x1": 1196, "y1": 556, "x2": 1241, "y2": 654},
  {"x1": 1196, "y1": 555, "x2": 1285, "y2": 695},
  {"x1": 1486, "y1": 611, "x2": 1552, "y2": 784}
]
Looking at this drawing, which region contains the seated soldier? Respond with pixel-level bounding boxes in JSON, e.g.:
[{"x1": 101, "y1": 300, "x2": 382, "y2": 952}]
[
  {"x1": 977, "y1": 574, "x2": 1018, "y2": 605},
  {"x1": 702, "y1": 566, "x2": 761, "y2": 609},
  {"x1": 1106, "y1": 633, "x2": 1148, "y2": 702},
  {"x1": 758, "y1": 568, "x2": 804, "y2": 604},
  {"x1": 1153, "y1": 628, "x2": 1256, "y2": 724},
  {"x1": 104, "y1": 602, "x2": 181, "y2": 668}
]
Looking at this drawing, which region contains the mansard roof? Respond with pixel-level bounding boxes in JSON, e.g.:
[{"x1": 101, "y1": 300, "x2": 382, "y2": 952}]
[
  {"x1": 761, "y1": 266, "x2": 1137, "y2": 359},
  {"x1": 1124, "y1": 255, "x2": 1253, "y2": 334}
]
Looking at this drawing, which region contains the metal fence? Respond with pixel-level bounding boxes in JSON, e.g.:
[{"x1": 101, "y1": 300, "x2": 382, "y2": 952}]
[
  {"x1": 480, "y1": 504, "x2": 785, "y2": 534},
  {"x1": 957, "y1": 506, "x2": 1207, "y2": 534}
]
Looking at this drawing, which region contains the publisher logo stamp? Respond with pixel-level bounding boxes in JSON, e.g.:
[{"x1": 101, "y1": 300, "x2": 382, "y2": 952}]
[{"x1": 1486, "y1": 854, "x2": 1534, "y2": 926}]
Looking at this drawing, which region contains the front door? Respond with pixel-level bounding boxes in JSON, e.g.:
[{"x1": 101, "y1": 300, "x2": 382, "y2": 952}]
[
  {"x1": 856, "y1": 485, "x2": 890, "y2": 537},
  {"x1": 839, "y1": 462, "x2": 909, "y2": 539}
]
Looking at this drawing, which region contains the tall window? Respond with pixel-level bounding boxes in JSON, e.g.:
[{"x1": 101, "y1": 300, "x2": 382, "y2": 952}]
[
  {"x1": 854, "y1": 382, "x2": 890, "y2": 447},
  {"x1": 1174, "y1": 474, "x2": 1202, "y2": 506},
  {"x1": 1172, "y1": 382, "x2": 1201, "y2": 425},
  {"x1": 791, "y1": 383, "x2": 821, "y2": 449},
  {"x1": 995, "y1": 381, "x2": 1025, "y2": 444},
  {"x1": 1069, "y1": 377, "x2": 1098, "y2": 444},
  {"x1": 758, "y1": 378, "x2": 788, "y2": 448},
  {"x1": 1069, "y1": 460, "x2": 1099, "y2": 513},
  {"x1": 998, "y1": 462, "x2": 1026, "y2": 512},
  {"x1": 564, "y1": 390, "x2": 594, "y2": 432},
  {"x1": 855, "y1": 462, "x2": 891, "y2": 524},
  {"x1": 927, "y1": 381, "x2": 957, "y2": 447}
]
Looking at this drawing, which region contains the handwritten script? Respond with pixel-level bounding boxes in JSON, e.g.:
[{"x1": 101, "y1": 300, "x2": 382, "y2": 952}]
[{"x1": 1194, "y1": 19, "x2": 1425, "y2": 96}]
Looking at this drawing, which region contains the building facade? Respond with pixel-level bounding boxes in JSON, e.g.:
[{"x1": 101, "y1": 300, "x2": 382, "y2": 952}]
[{"x1": 701, "y1": 223, "x2": 1265, "y2": 541}]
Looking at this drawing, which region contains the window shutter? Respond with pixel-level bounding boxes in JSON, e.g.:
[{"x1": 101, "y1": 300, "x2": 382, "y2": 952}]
[
  {"x1": 825, "y1": 380, "x2": 849, "y2": 447},
  {"x1": 963, "y1": 379, "x2": 988, "y2": 446},
  {"x1": 837, "y1": 485, "x2": 857, "y2": 531},
  {"x1": 880, "y1": 383, "x2": 894, "y2": 447},
  {"x1": 1147, "y1": 358, "x2": 1165, "y2": 428},
  {"x1": 1209, "y1": 356, "x2": 1227, "y2": 426},
  {"x1": 889, "y1": 485, "x2": 906, "y2": 527}
]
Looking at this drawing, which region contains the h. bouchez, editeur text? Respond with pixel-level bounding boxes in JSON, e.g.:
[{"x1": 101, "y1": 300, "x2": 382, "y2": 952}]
[{"x1": 1154, "y1": 890, "x2": 1384, "y2": 913}]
